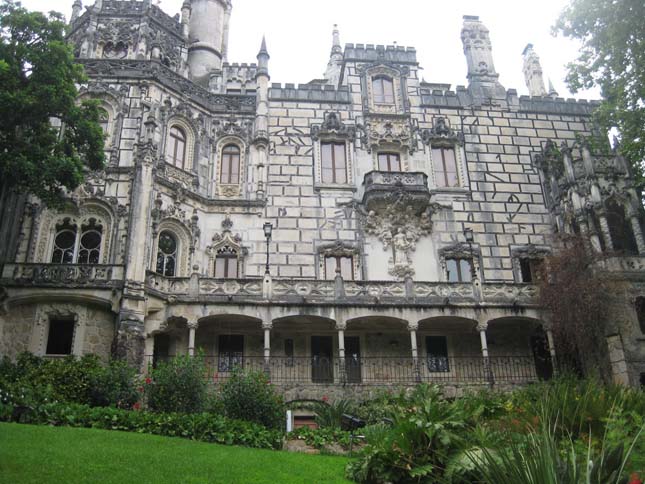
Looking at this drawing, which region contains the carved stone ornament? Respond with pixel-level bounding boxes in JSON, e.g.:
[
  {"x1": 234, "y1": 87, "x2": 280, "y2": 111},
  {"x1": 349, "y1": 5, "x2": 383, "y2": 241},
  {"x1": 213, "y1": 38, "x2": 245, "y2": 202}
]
[
  {"x1": 206, "y1": 216, "x2": 248, "y2": 276},
  {"x1": 363, "y1": 117, "x2": 417, "y2": 154},
  {"x1": 511, "y1": 244, "x2": 551, "y2": 260},
  {"x1": 421, "y1": 117, "x2": 464, "y2": 146},
  {"x1": 311, "y1": 112, "x2": 356, "y2": 141},
  {"x1": 213, "y1": 116, "x2": 254, "y2": 143},
  {"x1": 362, "y1": 193, "x2": 441, "y2": 279},
  {"x1": 317, "y1": 240, "x2": 360, "y2": 258}
]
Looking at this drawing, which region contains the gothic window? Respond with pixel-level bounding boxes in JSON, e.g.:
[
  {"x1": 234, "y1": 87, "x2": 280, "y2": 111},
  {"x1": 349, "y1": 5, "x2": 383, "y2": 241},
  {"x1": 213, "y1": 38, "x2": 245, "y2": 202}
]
[
  {"x1": 373, "y1": 76, "x2": 395, "y2": 104},
  {"x1": 446, "y1": 258, "x2": 472, "y2": 283},
  {"x1": 432, "y1": 146, "x2": 459, "y2": 188},
  {"x1": 220, "y1": 144, "x2": 241, "y2": 184},
  {"x1": 636, "y1": 297, "x2": 645, "y2": 334},
  {"x1": 214, "y1": 246, "x2": 239, "y2": 279},
  {"x1": 167, "y1": 126, "x2": 187, "y2": 169},
  {"x1": 378, "y1": 152, "x2": 401, "y2": 172},
  {"x1": 324, "y1": 255, "x2": 354, "y2": 280},
  {"x1": 519, "y1": 258, "x2": 543, "y2": 283},
  {"x1": 605, "y1": 200, "x2": 638, "y2": 255},
  {"x1": 51, "y1": 221, "x2": 77, "y2": 264},
  {"x1": 156, "y1": 231, "x2": 178, "y2": 277},
  {"x1": 46, "y1": 317, "x2": 75, "y2": 355},
  {"x1": 321, "y1": 142, "x2": 347, "y2": 184},
  {"x1": 77, "y1": 221, "x2": 103, "y2": 264},
  {"x1": 51, "y1": 219, "x2": 103, "y2": 264},
  {"x1": 426, "y1": 336, "x2": 449, "y2": 373}
]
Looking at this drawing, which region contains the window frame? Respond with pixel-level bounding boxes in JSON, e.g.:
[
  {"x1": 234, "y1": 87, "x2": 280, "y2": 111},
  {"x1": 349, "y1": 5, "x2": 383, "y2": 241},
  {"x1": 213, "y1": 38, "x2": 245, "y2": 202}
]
[
  {"x1": 324, "y1": 255, "x2": 354, "y2": 280},
  {"x1": 214, "y1": 246, "x2": 239, "y2": 279},
  {"x1": 377, "y1": 152, "x2": 402, "y2": 172},
  {"x1": 167, "y1": 125, "x2": 188, "y2": 169},
  {"x1": 425, "y1": 335, "x2": 450, "y2": 373},
  {"x1": 50, "y1": 219, "x2": 104, "y2": 265},
  {"x1": 372, "y1": 76, "x2": 395, "y2": 105},
  {"x1": 156, "y1": 230, "x2": 179, "y2": 277},
  {"x1": 445, "y1": 257, "x2": 473, "y2": 283},
  {"x1": 45, "y1": 317, "x2": 76, "y2": 356},
  {"x1": 220, "y1": 144, "x2": 241, "y2": 185},
  {"x1": 320, "y1": 141, "x2": 348, "y2": 184},
  {"x1": 432, "y1": 146, "x2": 459, "y2": 188}
]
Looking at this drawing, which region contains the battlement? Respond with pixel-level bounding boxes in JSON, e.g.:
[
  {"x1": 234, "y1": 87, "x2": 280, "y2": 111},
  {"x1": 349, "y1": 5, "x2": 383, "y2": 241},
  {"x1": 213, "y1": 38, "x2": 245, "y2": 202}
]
[
  {"x1": 269, "y1": 83, "x2": 351, "y2": 103},
  {"x1": 343, "y1": 43, "x2": 417, "y2": 64},
  {"x1": 518, "y1": 95, "x2": 601, "y2": 115}
]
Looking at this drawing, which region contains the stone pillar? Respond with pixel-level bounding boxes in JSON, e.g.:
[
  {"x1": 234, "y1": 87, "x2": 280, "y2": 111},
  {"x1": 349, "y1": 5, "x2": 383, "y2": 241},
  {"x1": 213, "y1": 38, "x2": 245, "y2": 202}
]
[
  {"x1": 337, "y1": 321, "x2": 346, "y2": 383},
  {"x1": 606, "y1": 334, "x2": 630, "y2": 386},
  {"x1": 187, "y1": 321, "x2": 198, "y2": 356},
  {"x1": 545, "y1": 327, "x2": 558, "y2": 376},
  {"x1": 408, "y1": 322, "x2": 420, "y2": 382},
  {"x1": 262, "y1": 322, "x2": 272, "y2": 366},
  {"x1": 629, "y1": 215, "x2": 645, "y2": 255},
  {"x1": 597, "y1": 211, "x2": 615, "y2": 252},
  {"x1": 477, "y1": 322, "x2": 494, "y2": 387}
]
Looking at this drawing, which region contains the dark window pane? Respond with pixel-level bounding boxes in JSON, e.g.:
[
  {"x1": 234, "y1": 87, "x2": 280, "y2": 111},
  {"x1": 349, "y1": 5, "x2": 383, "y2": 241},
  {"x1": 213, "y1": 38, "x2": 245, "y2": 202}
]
[
  {"x1": 426, "y1": 336, "x2": 449, "y2": 372},
  {"x1": 636, "y1": 297, "x2": 645, "y2": 334},
  {"x1": 46, "y1": 318, "x2": 74, "y2": 355},
  {"x1": 219, "y1": 335, "x2": 244, "y2": 372},
  {"x1": 519, "y1": 258, "x2": 533, "y2": 283}
]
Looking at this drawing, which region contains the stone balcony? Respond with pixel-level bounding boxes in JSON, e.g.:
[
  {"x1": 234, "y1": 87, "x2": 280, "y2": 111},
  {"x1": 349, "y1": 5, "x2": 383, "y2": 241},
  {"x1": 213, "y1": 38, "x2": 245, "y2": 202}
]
[
  {"x1": 1, "y1": 263, "x2": 125, "y2": 289},
  {"x1": 361, "y1": 171, "x2": 431, "y2": 213}
]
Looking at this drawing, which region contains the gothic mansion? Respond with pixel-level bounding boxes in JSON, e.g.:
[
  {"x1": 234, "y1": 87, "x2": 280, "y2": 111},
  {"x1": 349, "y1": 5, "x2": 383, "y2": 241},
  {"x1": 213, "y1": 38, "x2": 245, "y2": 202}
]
[{"x1": 1, "y1": 0, "x2": 644, "y2": 398}]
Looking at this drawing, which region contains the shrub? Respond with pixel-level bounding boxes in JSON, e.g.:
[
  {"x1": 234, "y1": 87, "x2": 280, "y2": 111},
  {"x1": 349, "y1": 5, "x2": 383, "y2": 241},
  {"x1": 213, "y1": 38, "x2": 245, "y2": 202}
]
[
  {"x1": 0, "y1": 401, "x2": 283, "y2": 450},
  {"x1": 145, "y1": 355, "x2": 207, "y2": 413},
  {"x1": 89, "y1": 360, "x2": 138, "y2": 409},
  {"x1": 219, "y1": 368, "x2": 284, "y2": 430},
  {"x1": 290, "y1": 427, "x2": 353, "y2": 451},
  {"x1": 314, "y1": 399, "x2": 356, "y2": 429}
]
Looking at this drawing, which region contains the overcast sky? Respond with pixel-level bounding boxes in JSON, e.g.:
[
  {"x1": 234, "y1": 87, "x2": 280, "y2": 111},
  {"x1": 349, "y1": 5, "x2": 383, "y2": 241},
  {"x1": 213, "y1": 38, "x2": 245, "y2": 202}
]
[{"x1": 19, "y1": 0, "x2": 599, "y2": 100}]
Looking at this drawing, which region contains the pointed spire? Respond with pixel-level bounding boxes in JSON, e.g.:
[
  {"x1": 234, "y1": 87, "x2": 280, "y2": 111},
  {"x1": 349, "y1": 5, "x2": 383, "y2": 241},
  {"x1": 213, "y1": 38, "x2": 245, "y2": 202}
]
[
  {"x1": 522, "y1": 43, "x2": 547, "y2": 97},
  {"x1": 256, "y1": 35, "x2": 270, "y2": 78},
  {"x1": 331, "y1": 24, "x2": 342, "y2": 56},
  {"x1": 548, "y1": 78, "x2": 559, "y2": 98},
  {"x1": 71, "y1": 0, "x2": 83, "y2": 22}
]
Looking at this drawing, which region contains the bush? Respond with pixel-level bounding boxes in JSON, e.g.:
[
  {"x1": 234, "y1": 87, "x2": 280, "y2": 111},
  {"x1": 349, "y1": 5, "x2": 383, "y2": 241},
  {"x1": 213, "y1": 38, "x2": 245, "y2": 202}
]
[
  {"x1": 0, "y1": 401, "x2": 283, "y2": 450},
  {"x1": 290, "y1": 427, "x2": 353, "y2": 451},
  {"x1": 145, "y1": 355, "x2": 207, "y2": 413},
  {"x1": 89, "y1": 360, "x2": 138, "y2": 409},
  {"x1": 219, "y1": 368, "x2": 284, "y2": 430},
  {"x1": 314, "y1": 399, "x2": 356, "y2": 429}
]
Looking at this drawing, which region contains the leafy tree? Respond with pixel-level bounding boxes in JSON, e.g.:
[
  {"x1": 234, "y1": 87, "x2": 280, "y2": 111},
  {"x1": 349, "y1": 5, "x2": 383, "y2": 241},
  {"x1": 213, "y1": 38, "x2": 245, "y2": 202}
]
[
  {"x1": 0, "y1": 0, "x2": 104, "y2": 206},
  {"x1": 554, "y1": 0, "x2": 645, "y2": 179}
]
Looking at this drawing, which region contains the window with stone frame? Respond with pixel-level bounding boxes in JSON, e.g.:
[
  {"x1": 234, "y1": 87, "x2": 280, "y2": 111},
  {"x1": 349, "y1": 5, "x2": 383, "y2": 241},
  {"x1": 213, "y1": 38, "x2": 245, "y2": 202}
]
[
  {"x1": 378, "y1": 152, "x2": 402, "y2": 172},
  {"x1": 324, "y1": 255, "x2": 354, "y2": 280},
  {"x1": 156, "y1": 231, "x2": 178, "y2": 277},
  {"x1": 426, "y1": 336, "x2": 449, "y2": 373},
  {"x1": 214, "y1": 246, "x2": 239, "y2": 279},
  {"x1": 519, "y1": 257, "x2": 544, "y2": 283},
  {"x1": 220, "y1": 144, "x2": 241, "y2": 185},
  {"x1": 605, "y1": 199, "x2": 639, "y2": 255},
  {"x1": 635, "y1": 297, "x2": 645, "y2": 334},
  {"x1": 321, "y1": 141, "x2": 348, "y2": 184},
  {"x1": 167, "y1": 125, "x2": 188, "y2": 169},
  {"x1": 432, "y1": 146, "x2": 459, "y2": 188},
  {"x1": 46, "y1": 317, "x2": 75, "y2": 355},
  {"x1": 50, "y1": 218, "x2": 103, "y2": 265},
  {"x1": 98, "y1": 108, "x2": 110, "y2": 137},
  {"x1": 372, "y1": 76, "x2": 395, "y2": 105},
  {"x1": 445, "y1": 258, "x2": 473, "y2": 283}
]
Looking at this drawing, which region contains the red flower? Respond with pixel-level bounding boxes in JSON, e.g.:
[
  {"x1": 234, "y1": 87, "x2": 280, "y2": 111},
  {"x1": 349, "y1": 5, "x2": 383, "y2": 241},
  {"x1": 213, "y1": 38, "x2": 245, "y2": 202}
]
[
  {"x1": 133, "y1": 402, "x2": 141, "y2": 411},
  {"x1": 138, "y1": 386, "x2": 144, "y2": 393},
  {"x1": 628, "y1": 473, "x2": 642, "y2": 484},
  {"x1": 322, "y1": 395, "x2": 329, "y2": 402},
  {"x1": 145, "y1": 377, "x2": 152, "y2": 385}
]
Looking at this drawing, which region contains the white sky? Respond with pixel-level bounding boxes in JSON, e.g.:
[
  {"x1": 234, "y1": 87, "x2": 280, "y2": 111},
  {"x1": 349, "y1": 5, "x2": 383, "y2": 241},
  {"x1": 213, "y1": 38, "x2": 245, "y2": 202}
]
[{"x1": 19, "y1": 0, "x2": 599, "y2": 100}]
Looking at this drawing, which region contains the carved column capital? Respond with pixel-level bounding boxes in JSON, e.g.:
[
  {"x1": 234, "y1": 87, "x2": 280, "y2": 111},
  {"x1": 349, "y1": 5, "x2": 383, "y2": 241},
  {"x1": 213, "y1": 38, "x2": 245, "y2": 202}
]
[
  {"x1": 407, "y1": 322, "x2": 419, "y2": 332},
  {"x1": 476, "y1": 322, "x2": 488, "y2": 332},
  {"x1": 262, "y1": 322, "x2": 273, "y2": 331},
  {"x1": 336, "y1": 321, "x2": 347, "y2": 331},
  {"x1": 187, "y1": 321, "x2": 199, "y2": 330}
]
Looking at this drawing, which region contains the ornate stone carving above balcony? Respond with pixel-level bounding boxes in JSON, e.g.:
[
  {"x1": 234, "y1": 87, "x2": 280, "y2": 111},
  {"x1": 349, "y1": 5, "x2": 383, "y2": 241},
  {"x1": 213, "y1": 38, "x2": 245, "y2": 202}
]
[
  {"x1": 361, "y1": 171, "x2": 430, "y2": 213},
  {"x1": 1, "y1": 263, "x2": 124, "y2": 288}
]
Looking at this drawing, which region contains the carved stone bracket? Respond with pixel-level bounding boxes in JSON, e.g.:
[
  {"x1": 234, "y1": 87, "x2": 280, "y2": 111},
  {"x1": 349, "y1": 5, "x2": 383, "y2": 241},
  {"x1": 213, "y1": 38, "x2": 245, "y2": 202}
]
[
  {"x1": 421, "y1": 116, "x2": 464, "y2": 146},
  {"x1": 311, "y1": 112, "x2": 356, "y2": 141}
]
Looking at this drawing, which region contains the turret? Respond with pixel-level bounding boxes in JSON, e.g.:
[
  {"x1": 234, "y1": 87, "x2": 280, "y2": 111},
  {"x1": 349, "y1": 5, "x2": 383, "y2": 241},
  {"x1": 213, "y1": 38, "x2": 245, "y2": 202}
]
[
  {"x1": 461, "y1": 15, "x2": 505, "y2": 99},
  {"x1": 522, "y1": 44, "x2": 547, "y2": 97},
  {"x1": 254, "y1": 37, "x2": 270, "y2": 199},
  {"x1": 324, "y1": 25, "x2": 343, "y2": 87},
  {"x1": 187, "y1": 0, "x2": 232, "y2": 86},
  {"x1": 71, "y1": 0, "x2": 83, "y2": 22},
  {"x1": 547, "y1": 79, "x2": 559, "y2": 99}
]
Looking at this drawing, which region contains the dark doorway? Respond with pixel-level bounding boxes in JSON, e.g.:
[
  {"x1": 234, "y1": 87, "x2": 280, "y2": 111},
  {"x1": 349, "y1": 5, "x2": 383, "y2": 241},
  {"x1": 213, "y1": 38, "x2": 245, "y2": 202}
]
[
  {"x1": 311, "y1": 336, "x2": 333, "y2": 383},
  {"x1": 531, "y1": 333, "x2": 554, "y2": 380},
  {"x1": 218, "y1": 334, "x2": 244, "y2": 372},
  {"x1": 153, "y1": 333, "x2": 170, "y2": 368},
  {"x1": 345, "y1": 336, "x2": 362, "y2": 383},
  {"x1": 46, "y1": 318, "x2": 75, "y2": 355},
  {"x1": 426, "y1": 336, "x2": 450, "y2": 373}
]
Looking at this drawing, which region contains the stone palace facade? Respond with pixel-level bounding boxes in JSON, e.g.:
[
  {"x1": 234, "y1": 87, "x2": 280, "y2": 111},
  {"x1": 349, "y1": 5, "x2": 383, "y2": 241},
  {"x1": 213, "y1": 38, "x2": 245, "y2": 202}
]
[{"x1": 1, "y1": 0, "x2": 644, "y2": 398}]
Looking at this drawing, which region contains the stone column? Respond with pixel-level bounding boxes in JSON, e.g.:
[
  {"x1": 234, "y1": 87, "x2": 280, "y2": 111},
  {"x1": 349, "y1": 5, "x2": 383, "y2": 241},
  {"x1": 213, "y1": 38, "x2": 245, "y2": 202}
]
[
  {"x1": 596, "y1": 211, "x2": 615, "y2": 252},
  {"x1": 408, "y1": 322, "x2": 420, "y2": 382},
  {"x1": 477, "y1": 322, "x2": 494, "y2": 387},
  {"x1": 545, "y1": 326, "x2": 558, "y2": 376},
  {"x1": 337, "y1": 321, "x2": 347, "y2": 383},
  {"x1": 629, "y1": 215, "x2": 645, "y2": 255},
  {"x1": 187, "y1": 321, "x2": 198, "y2": 356},
  {"x1": 262, "y1": 322, "x2": 272, "y2": 368}
]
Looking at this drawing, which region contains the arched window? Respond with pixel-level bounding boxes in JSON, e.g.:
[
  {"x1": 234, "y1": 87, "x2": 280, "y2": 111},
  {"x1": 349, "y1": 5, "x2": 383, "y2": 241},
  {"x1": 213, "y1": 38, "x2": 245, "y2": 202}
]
[
  {"x1": 167, "y1": 126, "x2": 187, "y2": 169},
  {"x1": 373, "y1": 76, "x2": 395, "y2": 104},
  {"x1": 220, "y1": 144, "x2": 241, "y2": 184},
  {"x1": 156, "y1": 231, "x2": 178, "y2": 277},
  {"x1": 214, "y1": 246, "x2": 239, "y2": 278},
  {"x1": 51, "y1": 221, "x2": 77, "y2": 264},
  {"x1": 77, "y1": 220, "x2": 103, "y2": 264},
  {"x1": 51, "y1": 218, "x2": 103, "y2": 264},
  {"x1": 606, "y1": 200, "x2": 638, "y2": 255}
]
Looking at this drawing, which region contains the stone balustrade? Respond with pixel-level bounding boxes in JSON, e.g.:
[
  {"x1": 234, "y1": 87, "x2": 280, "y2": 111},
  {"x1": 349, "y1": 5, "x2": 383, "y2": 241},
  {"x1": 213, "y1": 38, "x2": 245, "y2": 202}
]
[{"x1": 1, "y1": 263, "x2": 125, "y2": 288}]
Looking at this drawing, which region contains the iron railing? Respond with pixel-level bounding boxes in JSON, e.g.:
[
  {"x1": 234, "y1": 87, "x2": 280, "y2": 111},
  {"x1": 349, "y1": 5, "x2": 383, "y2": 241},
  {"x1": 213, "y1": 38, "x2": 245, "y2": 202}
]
[{"x1": 146, "y1": 355, "x2": 544, "y2": 386}]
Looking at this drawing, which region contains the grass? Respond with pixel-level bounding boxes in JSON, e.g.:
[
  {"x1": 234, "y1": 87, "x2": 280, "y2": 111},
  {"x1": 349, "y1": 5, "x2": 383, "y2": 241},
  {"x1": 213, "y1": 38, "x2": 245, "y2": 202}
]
[{"x1": 0, "y1": 423, "x2": 353, "y2": 484}]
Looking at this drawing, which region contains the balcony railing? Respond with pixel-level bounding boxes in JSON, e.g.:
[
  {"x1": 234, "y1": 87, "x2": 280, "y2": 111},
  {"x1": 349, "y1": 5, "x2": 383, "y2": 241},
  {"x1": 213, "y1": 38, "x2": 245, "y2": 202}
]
[
  {"x1": 362, "y1": 171, "x2": 430, "y2": 212},
  {"x1": 1, "y1": 263, "x2": 125, "y2": 288},
  {"x1": 147, "y1": 355, "x2": 543, "y2": 386}
]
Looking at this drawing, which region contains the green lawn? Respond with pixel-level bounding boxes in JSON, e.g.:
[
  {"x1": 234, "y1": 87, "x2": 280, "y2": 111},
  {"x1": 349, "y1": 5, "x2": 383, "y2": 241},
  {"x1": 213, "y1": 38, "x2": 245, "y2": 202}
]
[{"x1": 0, "y1": 423, "x2": 353, "y2": 484}]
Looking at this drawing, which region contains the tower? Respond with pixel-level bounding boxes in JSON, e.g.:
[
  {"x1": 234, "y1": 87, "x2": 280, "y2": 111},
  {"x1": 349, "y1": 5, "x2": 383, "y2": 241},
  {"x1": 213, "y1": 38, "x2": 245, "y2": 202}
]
[
  {"x1": 522, "y1": 44, "x2": 547, "y2": 97},
  {"x1": 187, "y1": 0, "x2": 232, "y2": 85},
  {"x1": 461, "y1": 15, "x2": 505, "y2": 99},
  {"x1": 324, "y1": 25, "x2": 343, "y2": 87}
]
